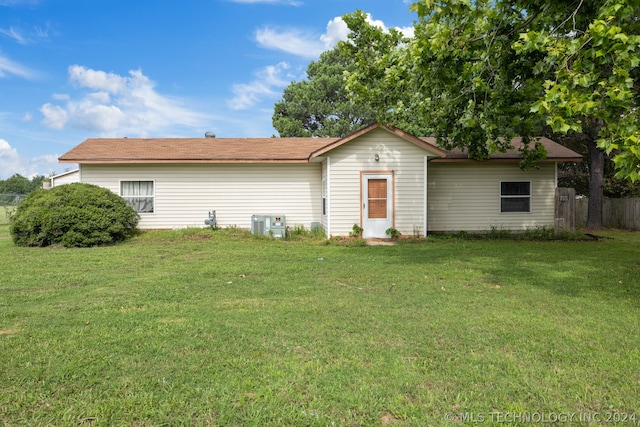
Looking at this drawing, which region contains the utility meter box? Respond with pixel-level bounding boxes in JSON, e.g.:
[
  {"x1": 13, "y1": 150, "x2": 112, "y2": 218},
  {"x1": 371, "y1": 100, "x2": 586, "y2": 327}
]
[
  {"x1": 269, "y1": 216, "x2": 286, "y2": 239},
  {"x1": 251, "y1": 215, "x2": 286, "y2": 239}
]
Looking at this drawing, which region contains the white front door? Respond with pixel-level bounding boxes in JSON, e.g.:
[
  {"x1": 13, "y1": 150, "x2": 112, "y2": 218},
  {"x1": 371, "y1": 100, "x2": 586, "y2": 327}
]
[{"x1": 362, "y1": 173, "x2": 393, "y2": 238}]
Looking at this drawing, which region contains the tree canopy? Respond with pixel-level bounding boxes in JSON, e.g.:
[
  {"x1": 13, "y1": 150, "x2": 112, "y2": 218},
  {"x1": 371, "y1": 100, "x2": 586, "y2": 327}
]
[
  {"x1": 515, "y1": 0, "x2": 640, "y2": 180},
  {"x1": 341, "y1": 0, "x2": 640, "y2": 228},
  {"x1": 0, "y1": 174, "x2": 46, "y2": 195},
  {"x1": 272, "y1": 46, "x2": 376, "y2": 138}
]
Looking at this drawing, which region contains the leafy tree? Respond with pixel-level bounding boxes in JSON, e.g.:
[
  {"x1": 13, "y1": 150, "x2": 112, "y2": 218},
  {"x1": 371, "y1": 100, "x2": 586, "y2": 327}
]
[
  {"x1": 555, "y1": 132, "x2": 640, "y2": 198},
  {"x1": 342, "y1": 6, "x2": 549, "y2": 163},
  {"x1": 273, "y1": 46, "x2": 376, "y2": 137},
  {"x1": 342, "y1": 1, "x2": 640, "y2": 228},
  {"x1": 0, "y1": 174, "x2": 31, "y2": 194},
  {"x1": 515, "y1": 0, "x2": 640, "y2": 227},
  {"x1": 29, "y1": 175, "x2": 47, "y2": 192},
  {"x1": 0, "y1": 174, "x2": 47, "y2": 195}
]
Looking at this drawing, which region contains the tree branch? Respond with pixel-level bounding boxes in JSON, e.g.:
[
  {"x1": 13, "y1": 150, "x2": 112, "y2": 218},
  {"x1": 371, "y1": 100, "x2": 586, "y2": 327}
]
[
  {"x1": 552, "y1": 0, "x2": 585, "y2": 34},
  {"x1": 507, "y1": 10, "x2": 542, "y2": 37}
]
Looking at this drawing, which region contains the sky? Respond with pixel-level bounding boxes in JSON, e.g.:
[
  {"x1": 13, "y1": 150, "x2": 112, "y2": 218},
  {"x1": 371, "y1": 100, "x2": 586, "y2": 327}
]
[{"x1": 0, "y1": 0, "x2": 416, "y2": 179}]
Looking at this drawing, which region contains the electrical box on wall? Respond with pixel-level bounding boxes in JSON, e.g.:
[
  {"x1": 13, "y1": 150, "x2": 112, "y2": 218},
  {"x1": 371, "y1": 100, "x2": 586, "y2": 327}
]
[{"x1": 251, "y1": 215, "x2": 286, "y2": 239}]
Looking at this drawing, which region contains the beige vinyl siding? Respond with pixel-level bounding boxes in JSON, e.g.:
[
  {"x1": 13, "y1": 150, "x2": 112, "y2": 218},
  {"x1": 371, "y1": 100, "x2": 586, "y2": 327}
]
[
  {"x1": 80, "y1": 163, "x2": 322, "y2": 229},
  {"x1": 326, "y1": 127, "x2": 436, "y2": 237},
  {"x1": 427, "y1": 162, "x2": 556, "y2": 232},
  {"x1": 51, "y1": 170, "x2": 80, "y2": 186}
]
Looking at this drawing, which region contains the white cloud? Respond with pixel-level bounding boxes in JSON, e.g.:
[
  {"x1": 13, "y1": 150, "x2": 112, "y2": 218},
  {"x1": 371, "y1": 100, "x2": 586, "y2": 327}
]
[
  {"x1": 0, "y1": 138, "x2": 19, "y2": 167},
  {"x1": 87, "y1": 91, "x2": 111, "y2": 103},
  {"x1": 0, "y1": 27, "x2": 26, "y2": 44},
  {"x1": 21, "y1": 112, "x2": 32, "y2": 122},
  {"x1": 397, "y1": 25, "x2": 414, "y2": 39},
  {"x1": 256, "y1": 27, "x2": 325, "y2": 58},
  {"x1": 29, "y1": 153, "x2": 59, "y2": 175},
  {"x1": 0, "y1": 24, "x2": 50, "y2": 45},
  {"x1": 0, "y1": 138, "x2": 58, "y2": 179},
  {"x1": 319, "y1": 17, "x2": 350, "y2": 48},
  {"x1": 255, "y1": 14, "x2": 413, "y2": 58},
  {"x1": 40, "y1": 103, "x2": 68, "y2": 129},
  {"x1": 68, "y1": 65, "x2": 127, "y2": 94},
  {"x1": 227, "y1": 62, "x2": 294, "y2": 110},
  {"x1": 239, "y1": 13, "x2": 412, "y2": 111},
  {"x1": 0, "y1": 52, "x2": 39, "y2": 79},
  {"x1": 72, "y1": 103, "x2": 125, "y2": 132},
  {"x1": 40, "y1": 66, "x2": 212, "y2": 136}
]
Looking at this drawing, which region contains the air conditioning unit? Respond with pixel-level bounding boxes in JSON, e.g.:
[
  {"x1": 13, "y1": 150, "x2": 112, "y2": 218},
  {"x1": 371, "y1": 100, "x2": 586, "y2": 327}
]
[{"x1": 251, "y1": 215, "x2": 286, "y2": 239}]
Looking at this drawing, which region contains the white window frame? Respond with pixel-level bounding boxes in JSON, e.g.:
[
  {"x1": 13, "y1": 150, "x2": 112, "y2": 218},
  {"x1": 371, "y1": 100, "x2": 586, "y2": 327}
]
[
  {"x1": 500, "y1": 181, "x2": 531, "y2": 213},
  {"x1": 120, "y1": 180, "x2": 155, "y2": 214}
]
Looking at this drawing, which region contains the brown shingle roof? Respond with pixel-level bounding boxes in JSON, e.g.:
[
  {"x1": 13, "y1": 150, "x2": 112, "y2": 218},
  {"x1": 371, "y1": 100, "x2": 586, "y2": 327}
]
[
  {"x1": 59, "y1": 127, "x2": 582, "y2": 164},
  {"x1": 427, "y1": 136, "x2": 582, "y2": 162},
  {"x1": 59, "y1": 137, "x2": 339, "y2": 164}
]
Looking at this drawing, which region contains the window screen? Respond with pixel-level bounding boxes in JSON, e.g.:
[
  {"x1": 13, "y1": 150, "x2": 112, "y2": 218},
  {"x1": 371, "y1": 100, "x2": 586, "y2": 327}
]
[{"x1": 500, "y1": 182, "x2": 530, "y2": 213}]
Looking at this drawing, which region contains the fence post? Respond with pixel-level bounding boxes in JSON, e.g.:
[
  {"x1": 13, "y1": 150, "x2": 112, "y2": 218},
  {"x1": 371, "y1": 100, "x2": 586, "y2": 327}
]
[{"x1": 0, "y1": 193, "x2": 26, "y2": 225}]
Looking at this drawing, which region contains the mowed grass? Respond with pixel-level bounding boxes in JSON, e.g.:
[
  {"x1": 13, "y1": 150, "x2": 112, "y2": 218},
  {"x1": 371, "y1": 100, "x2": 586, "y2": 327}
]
[{"x1": 1, "y1": 225, "x2": 639, "y2": 426}]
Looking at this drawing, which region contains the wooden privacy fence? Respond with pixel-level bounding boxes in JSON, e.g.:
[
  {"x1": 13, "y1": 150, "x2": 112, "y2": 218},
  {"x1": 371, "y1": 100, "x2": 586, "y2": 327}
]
[{"x1": 576, "y1": 197, "x2": 640, "y2": 230}]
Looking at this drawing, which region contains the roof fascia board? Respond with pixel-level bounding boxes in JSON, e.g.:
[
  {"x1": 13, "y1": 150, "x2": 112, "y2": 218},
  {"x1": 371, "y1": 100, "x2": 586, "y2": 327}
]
[
  {"x1": 430, "y1": 158, "x2": 583, "y2": 163},
  {"x1": 59, "y1": 159, "x2": 312, "y2": 164}
]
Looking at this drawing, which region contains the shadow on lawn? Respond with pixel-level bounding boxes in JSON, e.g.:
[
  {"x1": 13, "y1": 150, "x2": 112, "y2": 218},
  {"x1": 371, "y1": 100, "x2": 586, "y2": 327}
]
[{"x1": 383, "y1": 237, "x2": 640, "y2": 300}]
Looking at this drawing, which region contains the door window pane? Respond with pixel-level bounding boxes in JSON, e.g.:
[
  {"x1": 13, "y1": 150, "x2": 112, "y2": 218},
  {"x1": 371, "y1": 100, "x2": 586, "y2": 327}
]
[{"x1": 368, "y1": 179, "x2": 387, "y2": 218}]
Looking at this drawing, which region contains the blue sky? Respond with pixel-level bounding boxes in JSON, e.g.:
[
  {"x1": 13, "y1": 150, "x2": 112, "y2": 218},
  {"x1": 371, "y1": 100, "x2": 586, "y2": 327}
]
[{"x1": 0, "y1": 0, "x2": 415, "y2": 179}]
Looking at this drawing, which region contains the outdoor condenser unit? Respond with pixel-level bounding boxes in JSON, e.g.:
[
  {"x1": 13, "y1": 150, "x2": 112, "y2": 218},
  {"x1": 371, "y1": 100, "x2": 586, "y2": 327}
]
[{"x1": 251, "y1": 215, "x2": 286, "y2": 239}]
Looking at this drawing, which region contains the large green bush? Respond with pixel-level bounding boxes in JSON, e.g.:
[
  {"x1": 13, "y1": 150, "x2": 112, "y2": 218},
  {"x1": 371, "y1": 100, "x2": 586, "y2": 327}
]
[{"x1": 10, "y1": 183, "x2": 139, "y2": 247}]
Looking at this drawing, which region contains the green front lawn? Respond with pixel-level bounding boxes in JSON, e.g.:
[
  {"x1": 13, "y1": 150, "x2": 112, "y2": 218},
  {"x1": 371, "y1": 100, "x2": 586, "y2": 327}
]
[{"x1": 1, "y1": 226, "x2": 639, "y2": 426}]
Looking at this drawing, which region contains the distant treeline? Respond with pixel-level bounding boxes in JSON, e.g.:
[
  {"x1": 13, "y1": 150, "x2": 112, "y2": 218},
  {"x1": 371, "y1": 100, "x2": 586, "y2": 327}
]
[{"x1": 0, "y1": 174, "x2": 47, "y2": 196}]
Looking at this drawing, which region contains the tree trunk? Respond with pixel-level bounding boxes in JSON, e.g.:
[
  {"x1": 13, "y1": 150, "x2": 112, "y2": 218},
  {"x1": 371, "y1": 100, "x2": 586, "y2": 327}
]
[{"x1": 586, "y1": 137, "x2": 604, "y2": 229}]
